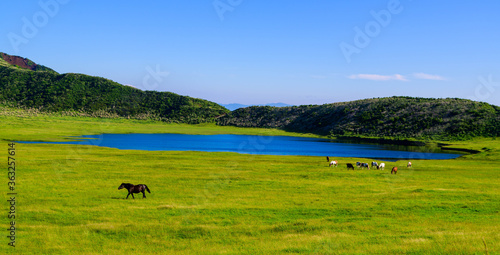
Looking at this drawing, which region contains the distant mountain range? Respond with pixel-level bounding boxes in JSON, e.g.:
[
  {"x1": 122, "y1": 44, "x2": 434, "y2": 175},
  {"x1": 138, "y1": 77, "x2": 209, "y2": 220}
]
[{"x1": 220, "y1": 103, "x2": 292, "y2": 111}]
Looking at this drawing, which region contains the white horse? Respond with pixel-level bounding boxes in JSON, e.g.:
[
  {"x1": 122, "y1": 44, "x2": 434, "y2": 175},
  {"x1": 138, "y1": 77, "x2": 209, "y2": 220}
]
[
  {"x1": 377, "y1": 163, "x2": 385, "y2": 170},
  {"x1": 329, "y1": 161, "x2": 338, "y2": 167}
]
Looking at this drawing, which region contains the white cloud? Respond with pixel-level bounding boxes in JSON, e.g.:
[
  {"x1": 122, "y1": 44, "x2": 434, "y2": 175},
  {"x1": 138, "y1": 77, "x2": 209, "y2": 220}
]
[
  {"x1": 413, "y1": 73, "x2": 447, "y2": 81},
  {"x1": 348, "y1": 74, "x2": 408, "y2": 81}
]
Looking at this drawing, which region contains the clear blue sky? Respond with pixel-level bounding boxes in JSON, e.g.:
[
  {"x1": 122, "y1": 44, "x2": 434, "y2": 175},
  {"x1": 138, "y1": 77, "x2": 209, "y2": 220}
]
[{"x1": 1, "y1": 0, "x2": 499, "y2": 106}]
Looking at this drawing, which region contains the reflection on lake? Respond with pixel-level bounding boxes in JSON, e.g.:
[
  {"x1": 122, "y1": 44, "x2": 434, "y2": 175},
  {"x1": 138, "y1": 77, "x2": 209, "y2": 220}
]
[{"x1": 21, "y1": 133, "x2": 464, "y2": 160}]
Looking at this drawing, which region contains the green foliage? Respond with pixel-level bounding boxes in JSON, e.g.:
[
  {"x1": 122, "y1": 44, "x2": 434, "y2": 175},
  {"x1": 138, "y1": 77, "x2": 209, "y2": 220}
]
[
  {"x1": 0, "y1": 64, "x2": 229, "y2": 124},
  {"x1": 218, "y1": 97, "x2": 500, "y2": 140}
]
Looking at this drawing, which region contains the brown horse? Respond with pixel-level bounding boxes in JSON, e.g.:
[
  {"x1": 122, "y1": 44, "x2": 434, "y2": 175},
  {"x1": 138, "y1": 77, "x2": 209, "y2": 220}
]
[
  {"x1": 118, "y1": 183, "x2": 151, "y2": 199},
  {"x1": 391, "y1": 167, "x2": 398, "y2": 174}
]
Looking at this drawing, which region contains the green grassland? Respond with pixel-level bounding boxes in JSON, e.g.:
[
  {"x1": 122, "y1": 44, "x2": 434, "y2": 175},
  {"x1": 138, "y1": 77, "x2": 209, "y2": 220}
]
[{"x1": 1, "y1": 110, "x2": 499, "y2": 254}]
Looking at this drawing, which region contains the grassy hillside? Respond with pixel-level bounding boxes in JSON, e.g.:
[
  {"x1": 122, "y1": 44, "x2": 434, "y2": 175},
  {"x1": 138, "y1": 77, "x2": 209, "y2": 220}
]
[
  {"x1": 0, "y1": 53, "x2": 228, "y2": 124},
  {"x1": 0, "y1": 111, "x2": 499, "y2": 254},
  {"x1": 3, "y1": 52, "x2": 498, "y2": 139},
  {"x1": 218, "y1": 97, "x2": 500, "y2": 140}
]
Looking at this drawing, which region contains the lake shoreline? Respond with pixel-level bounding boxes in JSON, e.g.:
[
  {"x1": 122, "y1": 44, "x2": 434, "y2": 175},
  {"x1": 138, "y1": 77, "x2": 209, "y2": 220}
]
[{"x1": 18, "y1": 133, "x2": 464, "y2": 160}]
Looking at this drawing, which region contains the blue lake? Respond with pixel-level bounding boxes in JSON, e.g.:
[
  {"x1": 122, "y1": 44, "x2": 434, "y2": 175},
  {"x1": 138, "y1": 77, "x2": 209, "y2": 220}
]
[{"x1": 21, "y1": 133, "x2": 464, "y2": 160}]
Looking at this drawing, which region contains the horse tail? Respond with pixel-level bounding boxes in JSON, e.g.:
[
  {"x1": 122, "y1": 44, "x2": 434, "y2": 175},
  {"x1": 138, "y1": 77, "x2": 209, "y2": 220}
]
[{"x1": 145, "y1": 185, "x2": 151, "y2": 193}]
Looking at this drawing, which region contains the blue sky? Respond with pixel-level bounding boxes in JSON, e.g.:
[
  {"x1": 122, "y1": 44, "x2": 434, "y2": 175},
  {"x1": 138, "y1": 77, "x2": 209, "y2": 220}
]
[{"x1": 1, "y1": 0, "x2": 499, "y2": 106}]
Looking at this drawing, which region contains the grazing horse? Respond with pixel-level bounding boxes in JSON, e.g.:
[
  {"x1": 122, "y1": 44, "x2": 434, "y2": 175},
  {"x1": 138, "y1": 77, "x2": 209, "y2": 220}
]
[
  {"x1": 118, "y1": 183, "x2": 151, "y2": 199},
  {"x1": 360, "y1": 163, "x2": 370, "y2": 169},
  {"x1": 391, "y1": 167, "x2": 398, "y2": 174},
  {"x1": 371, "y1": 162, "x2": 378, "y2": 168},
  {"x1": 329, "y1": 160, "x2": 338, "y2": 167},
  {"x1": 407, "y1": 162, "x2": 412, "y2": 168},
  {"x1": 356, "y1": 162, "x2": 361, "y2": 168},
  {"x1": 346, "y1": 163, "x2": 355, "y2": 170},
  {"x1": 377, "y1": 163, "x2": 385, "y2": 170}
]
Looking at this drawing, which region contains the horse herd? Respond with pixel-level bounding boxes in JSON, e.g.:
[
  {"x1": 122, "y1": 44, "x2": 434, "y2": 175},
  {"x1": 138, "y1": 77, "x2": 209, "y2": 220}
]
[
  {"x1": 119, "y1": 158, "x2": 412, "y2": 199},
  {"x1": 327, "y1": 156, "x2": 412, "y2": 175}
]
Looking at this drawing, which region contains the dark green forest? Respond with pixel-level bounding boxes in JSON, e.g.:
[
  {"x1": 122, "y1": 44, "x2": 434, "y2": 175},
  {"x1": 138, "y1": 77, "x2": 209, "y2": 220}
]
[
  {"x1": 0, "y1": 53, "x2": 228, "y2": 123},
  {"x1": 217, "y1": 97, "x2": 500, "y2": 140}
]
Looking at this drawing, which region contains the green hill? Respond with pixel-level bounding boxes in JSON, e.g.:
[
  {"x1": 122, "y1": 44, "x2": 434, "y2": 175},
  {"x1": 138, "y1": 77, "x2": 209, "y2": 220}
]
[
  {"x1": 217, "y1": 97, "x2": 500, "y2": 140},
  {"x1": 0, "y1": 52, "x2": 228, "y2": 123}
]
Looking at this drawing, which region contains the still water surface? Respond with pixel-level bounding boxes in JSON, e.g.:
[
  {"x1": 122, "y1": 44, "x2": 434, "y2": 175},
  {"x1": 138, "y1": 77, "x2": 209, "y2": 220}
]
[{"x1": 22, "y1": 133, "x2": 463, "y2": 160}]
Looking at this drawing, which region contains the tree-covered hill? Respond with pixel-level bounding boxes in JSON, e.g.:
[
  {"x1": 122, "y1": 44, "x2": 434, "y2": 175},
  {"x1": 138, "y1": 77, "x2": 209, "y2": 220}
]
[
  {"x1": 217, "y1": 97, "x2": 500, "y2": 140},
  {"x1": 0, "y1": 53, "x2": 228, "y2": 123}
]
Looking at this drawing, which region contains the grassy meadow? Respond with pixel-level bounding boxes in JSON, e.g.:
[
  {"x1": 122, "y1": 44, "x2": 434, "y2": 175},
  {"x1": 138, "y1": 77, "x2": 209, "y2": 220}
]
[{"x1": 1, "y1": 109, "x2": 499, "y2": 254}]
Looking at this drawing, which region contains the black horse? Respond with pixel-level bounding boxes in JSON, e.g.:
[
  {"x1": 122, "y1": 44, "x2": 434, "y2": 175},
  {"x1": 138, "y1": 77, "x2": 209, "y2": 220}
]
[{"x1": 118, "y1": 183, "x2": 151, "y2": 199}]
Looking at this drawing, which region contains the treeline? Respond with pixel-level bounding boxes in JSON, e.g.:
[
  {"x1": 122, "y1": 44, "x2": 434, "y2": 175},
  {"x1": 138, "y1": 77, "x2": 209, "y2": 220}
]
[
  {"x1": 217, "y1": 97, "x2": 500, "y2": 140},
  {"x1": 0, "y1": 56, "x2": 228, "y2": 123}
]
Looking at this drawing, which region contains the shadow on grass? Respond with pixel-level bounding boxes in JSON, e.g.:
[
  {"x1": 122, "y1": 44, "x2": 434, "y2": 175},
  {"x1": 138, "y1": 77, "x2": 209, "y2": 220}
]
[{"x1": 111, "y1": 197, "x2": 128, "y2": 200}]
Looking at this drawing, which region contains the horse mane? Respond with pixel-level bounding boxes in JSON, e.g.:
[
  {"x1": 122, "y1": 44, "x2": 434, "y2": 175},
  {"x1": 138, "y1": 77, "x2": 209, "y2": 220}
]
[{"x1": 119, "y1": 183, "x2": 134, "y2": 189}]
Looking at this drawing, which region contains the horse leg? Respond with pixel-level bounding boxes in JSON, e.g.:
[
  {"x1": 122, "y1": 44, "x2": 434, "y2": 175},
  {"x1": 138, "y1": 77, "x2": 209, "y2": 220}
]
[
  {"x1": 126, "y1": 192, "x2": 130, "y2": 199},
  {"x1": 142, "y1": 191, "x2": 146, "y2": 198}
]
